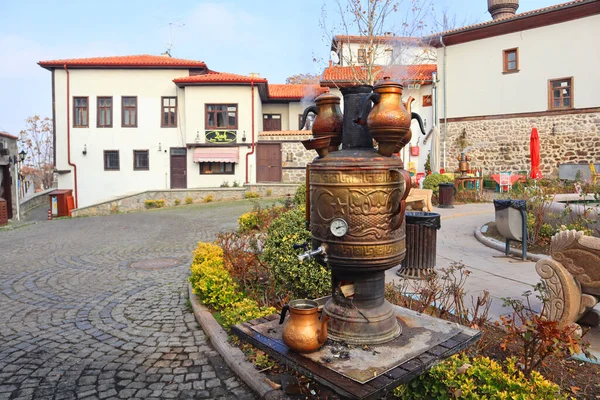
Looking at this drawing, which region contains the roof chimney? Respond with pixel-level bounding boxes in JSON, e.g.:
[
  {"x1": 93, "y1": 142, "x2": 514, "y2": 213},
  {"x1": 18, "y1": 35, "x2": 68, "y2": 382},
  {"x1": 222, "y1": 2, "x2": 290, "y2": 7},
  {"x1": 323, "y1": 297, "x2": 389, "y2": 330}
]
[
  {"x1": 249, "y1": 72, "x2": 260, "y2": 77},
  {"x1": 487, "y1": 0, "x2": 519, "y2": 20}
]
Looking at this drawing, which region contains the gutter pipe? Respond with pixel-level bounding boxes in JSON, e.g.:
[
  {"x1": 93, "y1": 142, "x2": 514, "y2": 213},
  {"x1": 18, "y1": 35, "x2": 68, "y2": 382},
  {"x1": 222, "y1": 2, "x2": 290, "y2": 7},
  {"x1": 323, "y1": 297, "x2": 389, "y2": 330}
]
[
  {"x1": 245, "y1": 81, "x2": 255, "y2": 184},
  {"x1": 440, "y1": 35, "x2": 447, "y2": 170},
  {"x1": 64, "y1": 64, "x2": 78, "y2": 208}
]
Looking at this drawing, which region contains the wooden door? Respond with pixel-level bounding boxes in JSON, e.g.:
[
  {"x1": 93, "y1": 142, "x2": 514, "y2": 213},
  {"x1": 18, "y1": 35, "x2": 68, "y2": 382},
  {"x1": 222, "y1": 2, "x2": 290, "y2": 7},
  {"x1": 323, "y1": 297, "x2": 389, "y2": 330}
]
[
  {"x1": 263, "y1": 114, "x2": 282, "y2": 131},
  {"x1": 1, "y1": 165, "x2": 12, "y2": 219},
  {"x1": 170, "y1": 148, "x2": 187, "y2": 189},
  {"x1": 256, "y1": 144, "x2": 281, "y2": 182}
]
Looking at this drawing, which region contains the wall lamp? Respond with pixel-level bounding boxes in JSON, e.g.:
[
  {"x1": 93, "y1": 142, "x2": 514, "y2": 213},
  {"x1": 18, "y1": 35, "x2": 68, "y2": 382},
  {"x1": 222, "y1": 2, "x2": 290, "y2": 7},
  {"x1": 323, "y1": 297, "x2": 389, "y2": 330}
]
[
  {"x1": 82, "y1": 144, "x2": 87, "y2": 155},
  {"x1": 286, "y1": 152, "x2": 294, "y2": 162},
  {"x1": 242, "y1": 131, "x2": 247, "y2": 142}
]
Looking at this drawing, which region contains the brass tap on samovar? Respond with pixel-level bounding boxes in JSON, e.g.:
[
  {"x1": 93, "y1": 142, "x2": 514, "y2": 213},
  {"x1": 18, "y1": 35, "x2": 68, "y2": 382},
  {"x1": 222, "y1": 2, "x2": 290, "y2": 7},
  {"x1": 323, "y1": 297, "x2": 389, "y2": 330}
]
[{"x1": 297, "y1": 80, "x2": 425, "y2": 345}]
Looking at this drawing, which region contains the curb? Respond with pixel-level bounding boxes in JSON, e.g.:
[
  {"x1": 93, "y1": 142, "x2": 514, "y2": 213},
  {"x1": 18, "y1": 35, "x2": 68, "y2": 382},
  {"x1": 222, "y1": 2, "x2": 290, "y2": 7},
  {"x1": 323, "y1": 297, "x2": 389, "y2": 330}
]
[
  {"x1": 187, "y1": 283, "x2": 283, "y2": 399},
  {"x1": 473, "y1": 224, "x2": 546, "y2": 262}
]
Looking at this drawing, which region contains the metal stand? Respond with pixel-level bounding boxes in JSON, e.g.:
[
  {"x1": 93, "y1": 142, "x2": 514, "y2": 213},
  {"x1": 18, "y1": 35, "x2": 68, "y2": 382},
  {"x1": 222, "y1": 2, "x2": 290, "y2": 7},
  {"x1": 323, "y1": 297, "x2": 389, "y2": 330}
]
[{"x1": 503, "y1": 208, "x2": 528, "y2": 260}]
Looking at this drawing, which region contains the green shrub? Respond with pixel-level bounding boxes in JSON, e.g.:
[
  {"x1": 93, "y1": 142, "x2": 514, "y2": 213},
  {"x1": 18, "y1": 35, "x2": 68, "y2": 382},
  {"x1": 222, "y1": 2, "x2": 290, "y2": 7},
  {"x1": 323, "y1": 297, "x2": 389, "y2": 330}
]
[
  {"x1": 232, "y1": 180, "x2": 241, "y2": 187},
  {"x1": 293, "y1": 184, "x2": 306, "y2": 206},
  {"x1": 395, "y1": 353, "x2": 567, "y2": 399},
  {"x1": 204, "y1": 195, "x2": 214, "y2": 203},
  {"x1": 220, "y1": 298, "x2": 276, "y2": 328},
  {"x1": 220, "y1": 181, "x2": 230, "y2": 188},
  {"x1": 185, "y1": 196, "x2": 193, "y2": 205},
  {"x1": 261, "y1": 207, "x2": 330, "y2": 299},
  {"x1": 245, "y1": 191, "x2": 261, "y2": 199},
  {"x1": 144, "y1": 199, "x2": 166, "y2": 209},
  {"x1": 189, "y1": 242, "x2": 275, "y2": 329},
  {"x1": 238, "y1": 211, "x2": 261, "y2": 233},
  {"x1": 174, "y1": 199, "x2": 181, "y2": 206},
  {"x1": 266, "y1": 189, "x2": 273, "y2": 197},
  {"x1": 422, "y1": 174, "x2": 454, "y2": 195},
  {"x1": 189, "y1": 243, "x2": 242, "y2": 309}
]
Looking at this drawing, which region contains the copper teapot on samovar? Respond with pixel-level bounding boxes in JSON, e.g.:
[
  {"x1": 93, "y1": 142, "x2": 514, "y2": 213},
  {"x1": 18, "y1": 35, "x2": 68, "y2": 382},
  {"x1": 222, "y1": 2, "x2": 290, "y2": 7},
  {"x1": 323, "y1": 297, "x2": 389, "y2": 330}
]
[
  {"x1": 300, "y1": 93, "x2": 343, "y2": 152},
  {"x1": 356, "y1": 77, "x2": 426, "y2": 156}
]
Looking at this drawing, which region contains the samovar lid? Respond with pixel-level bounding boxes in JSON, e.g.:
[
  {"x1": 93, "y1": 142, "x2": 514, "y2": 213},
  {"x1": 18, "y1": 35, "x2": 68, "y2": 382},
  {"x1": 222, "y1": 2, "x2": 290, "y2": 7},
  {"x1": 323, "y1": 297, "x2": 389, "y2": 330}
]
[
  {"x1": 314, "y1": 93, "x2": 341, "y2": 104},
  {"x1": 373, "y1": 76, "x2": 403, "y2": 91}
]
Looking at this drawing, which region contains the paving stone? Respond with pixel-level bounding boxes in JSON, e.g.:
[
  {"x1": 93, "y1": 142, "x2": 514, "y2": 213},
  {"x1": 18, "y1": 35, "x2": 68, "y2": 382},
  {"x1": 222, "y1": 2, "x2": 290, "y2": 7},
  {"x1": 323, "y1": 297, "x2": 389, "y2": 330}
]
[{"x1": 0, "y1": 205, "x2": 259, "y2": 399}]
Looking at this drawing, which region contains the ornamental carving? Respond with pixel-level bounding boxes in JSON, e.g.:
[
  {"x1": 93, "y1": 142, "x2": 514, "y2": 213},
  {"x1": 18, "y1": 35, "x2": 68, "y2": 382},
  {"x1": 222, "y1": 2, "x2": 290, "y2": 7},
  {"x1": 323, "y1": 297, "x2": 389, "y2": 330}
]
[{"x1": 535, "y1": 230, "x2": 600, "y2": 326}]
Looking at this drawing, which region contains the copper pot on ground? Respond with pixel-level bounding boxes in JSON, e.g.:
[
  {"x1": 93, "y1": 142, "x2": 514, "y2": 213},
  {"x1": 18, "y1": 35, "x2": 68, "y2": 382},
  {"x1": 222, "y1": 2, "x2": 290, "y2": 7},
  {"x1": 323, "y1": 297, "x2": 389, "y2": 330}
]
[
  {"x1": 300, "y1": 94, "x2": 343, "y2": 152},
  {"x1": 356, "y1": 78, "x2": 426, "y2": 156},
  {"x1": 279, "y1": 299, "x2": 330, "y2": 353}
]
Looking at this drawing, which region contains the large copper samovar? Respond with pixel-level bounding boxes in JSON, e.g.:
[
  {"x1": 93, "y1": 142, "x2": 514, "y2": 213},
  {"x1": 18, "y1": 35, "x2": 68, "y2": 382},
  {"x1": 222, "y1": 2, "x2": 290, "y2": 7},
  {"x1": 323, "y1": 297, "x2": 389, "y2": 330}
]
[{"x1": 299, "y1": 82, "x2": 423, "y2": 345}]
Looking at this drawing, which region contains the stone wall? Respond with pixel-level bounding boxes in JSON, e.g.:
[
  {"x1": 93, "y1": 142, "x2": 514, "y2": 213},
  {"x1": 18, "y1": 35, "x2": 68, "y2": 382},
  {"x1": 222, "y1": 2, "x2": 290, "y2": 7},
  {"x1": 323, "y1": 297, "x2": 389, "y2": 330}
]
[
  {"x1": 70, "y1": 184, "x2": 300, "y2": 218},
  {"x1": 20, "y1": 188, "x2": 54, "y2": 216},
  {"x1": 441, "y1": 111, "x2": 600, "y2": 177},
  {"x1": 71, "y1": 188, "x2": 247, "y2": 217}
]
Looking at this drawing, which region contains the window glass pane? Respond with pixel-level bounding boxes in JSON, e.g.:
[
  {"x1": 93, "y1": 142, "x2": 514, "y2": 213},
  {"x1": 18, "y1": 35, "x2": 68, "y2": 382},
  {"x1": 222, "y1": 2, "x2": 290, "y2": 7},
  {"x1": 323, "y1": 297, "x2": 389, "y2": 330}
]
[
  {"x1": 552, "y1": 81, "x2": 562, "y2": 88},
  {"x1": 508, "y1": 61, "x2": 516, "y2": 70},
  {"x1": 554, "y1": 89, "x2": 561, "y2": 98},
  {"x1": 216, "y1": 113, "x2": 224, "y2": 127},
  {"x1": 125, "y1": 112, "x2": 130, "y2": 126},
  {"x1": 227, "y1": 106, "x2": 236, "y2": 112},
  {"x1": 228, "y1": 112, "x2": 236, "y2": 126},
  {"x1": 507, "y1": 52, "x2": 516, "y2": 62},
  {"x1": 554, "y1": 99, "x2": 560, "y2": 107},
  {"x1": 563, "y1": 98, "x2": 570, "y2": 106},
  {"x1": 225, "y1": 163, "x2": 233, "y2": 172},
  {"x1": 208, "y1": 113, "x2": 214, "y2": 127},
  {"x1": 100, "y1": 113, "x2": 105, "y2": 126},
  {"x1": 562, "y1": 88, "x2": 570, "y2": 96}
]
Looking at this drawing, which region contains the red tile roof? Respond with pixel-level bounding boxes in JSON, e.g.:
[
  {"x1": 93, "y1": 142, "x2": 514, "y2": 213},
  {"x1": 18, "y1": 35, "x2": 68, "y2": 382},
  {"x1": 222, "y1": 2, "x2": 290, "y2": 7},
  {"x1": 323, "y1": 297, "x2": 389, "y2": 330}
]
[
  {"x1": 173, "y1": 71, "x2": 267, "y2": 84},
  {"x1": 268, "y1": 84, "x2": 328, "y2": 99},
  {"x1": 334, "y1": 35, "x2": 422, "y2": 45},
  {"x1": 0, "y1": 131, "x2": 17, "y2": 140},
  {"x1": 38, "y1": 54, "x2": 207, "y2": 69},
  {"x1": 321, "y1": 64, "x2": 436, "y2": 85},
  {"x1": 430, "y1": 0, "x2": 597, "y2": 40}
]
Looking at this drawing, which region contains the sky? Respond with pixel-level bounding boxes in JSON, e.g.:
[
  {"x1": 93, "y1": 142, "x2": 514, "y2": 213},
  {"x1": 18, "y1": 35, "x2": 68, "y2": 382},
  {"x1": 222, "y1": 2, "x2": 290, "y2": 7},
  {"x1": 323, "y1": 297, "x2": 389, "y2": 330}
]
[{"x1": 0, "y1": 0, "x2": 561, "y2": 136}]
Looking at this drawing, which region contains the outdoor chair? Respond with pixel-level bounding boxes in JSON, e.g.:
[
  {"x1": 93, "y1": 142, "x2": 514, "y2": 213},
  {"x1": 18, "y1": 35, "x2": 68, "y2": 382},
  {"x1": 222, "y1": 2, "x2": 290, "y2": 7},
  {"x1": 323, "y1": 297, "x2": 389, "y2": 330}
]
[
  {"x1": 590, "y1": 163, "x2": 600, "y2": 185},
  {"x1": 499, "y1": 172, "x2": 511, "y2": 192}
]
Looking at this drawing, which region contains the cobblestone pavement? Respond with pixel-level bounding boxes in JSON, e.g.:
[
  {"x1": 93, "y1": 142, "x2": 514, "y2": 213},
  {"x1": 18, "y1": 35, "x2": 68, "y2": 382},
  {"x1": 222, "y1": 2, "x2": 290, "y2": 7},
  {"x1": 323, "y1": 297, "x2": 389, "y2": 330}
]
[{"x1": 0, "y1": 200, "x2": 266, "y2": 400}]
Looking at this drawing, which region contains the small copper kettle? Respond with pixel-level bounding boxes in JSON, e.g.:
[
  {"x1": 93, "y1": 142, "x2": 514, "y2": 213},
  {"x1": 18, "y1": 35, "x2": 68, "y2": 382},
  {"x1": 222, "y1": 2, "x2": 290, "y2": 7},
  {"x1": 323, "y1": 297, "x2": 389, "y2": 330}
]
[
  {"x1": 300, "y1": 93, "x2": 343, "y2": 152},
  {"x1": 279, "y1": 299, "x2": 330, "y2": 353},
  {"x1": 356, "y1": 78, "x2": 425, "y2": 156}
]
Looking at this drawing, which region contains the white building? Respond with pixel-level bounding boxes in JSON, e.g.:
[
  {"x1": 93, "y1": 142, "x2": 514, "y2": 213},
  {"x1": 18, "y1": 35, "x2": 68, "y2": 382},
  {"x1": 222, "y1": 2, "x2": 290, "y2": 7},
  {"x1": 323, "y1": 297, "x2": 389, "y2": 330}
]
[
  {"x1": 39, "y1": 55, "x2": 326, "y2": 208},
  {"x1": 322, "y1": 35, "x2": 438, "y2": 176},
  {"x1": 432, "y1": 0, "x2": 600, "y2": 175}
]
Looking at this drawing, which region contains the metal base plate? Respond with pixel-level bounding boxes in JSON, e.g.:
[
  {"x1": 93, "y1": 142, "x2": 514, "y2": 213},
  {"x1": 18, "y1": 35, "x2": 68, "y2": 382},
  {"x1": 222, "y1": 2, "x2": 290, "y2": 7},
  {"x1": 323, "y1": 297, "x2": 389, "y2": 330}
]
[{"x1": 235, "y1": 305, "x2": 478, "y2": 385}]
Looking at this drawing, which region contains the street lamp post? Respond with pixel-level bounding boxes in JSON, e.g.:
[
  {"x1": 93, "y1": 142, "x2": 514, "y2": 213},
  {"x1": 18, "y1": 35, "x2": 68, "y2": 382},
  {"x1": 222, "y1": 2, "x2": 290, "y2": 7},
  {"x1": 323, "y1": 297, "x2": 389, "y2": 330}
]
[{"x1": 14, "y1": 150, "x2": 26, "y2": 221}]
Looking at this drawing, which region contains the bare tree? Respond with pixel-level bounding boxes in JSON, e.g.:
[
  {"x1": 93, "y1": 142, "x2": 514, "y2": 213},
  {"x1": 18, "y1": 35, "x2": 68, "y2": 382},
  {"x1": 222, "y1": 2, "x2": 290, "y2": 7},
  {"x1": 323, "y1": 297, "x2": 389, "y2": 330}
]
[
  {"x1": 321, "y1": 0, "x2": 435, "y2": 86},
  {"x1": 286, "y1": 73, "x2": 321, "y2": 84},
  {"x1": 19, "y1": 116, "x2": 53, "y2": 190}
]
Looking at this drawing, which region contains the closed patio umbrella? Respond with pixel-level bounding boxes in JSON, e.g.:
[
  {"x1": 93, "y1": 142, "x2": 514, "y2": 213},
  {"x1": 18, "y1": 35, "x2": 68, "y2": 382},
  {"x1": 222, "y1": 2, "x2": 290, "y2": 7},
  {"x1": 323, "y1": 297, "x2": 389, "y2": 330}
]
[{"x1": 530, "y1": 127, "x2": 542, "y2": 179}]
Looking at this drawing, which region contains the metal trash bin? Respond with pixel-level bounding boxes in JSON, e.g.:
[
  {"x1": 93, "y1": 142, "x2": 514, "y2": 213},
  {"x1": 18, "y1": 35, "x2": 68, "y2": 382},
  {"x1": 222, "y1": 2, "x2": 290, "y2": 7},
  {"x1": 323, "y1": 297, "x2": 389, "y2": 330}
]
[
  {"x1": 493, "y1": 200, "x2": 527, "y2": 260},
  {"x1": 438, "y1": 183, "x2": 456, "y2": 208},
  {"x1": 397, "y1": 211, "x2": 441, "y2": 279}
]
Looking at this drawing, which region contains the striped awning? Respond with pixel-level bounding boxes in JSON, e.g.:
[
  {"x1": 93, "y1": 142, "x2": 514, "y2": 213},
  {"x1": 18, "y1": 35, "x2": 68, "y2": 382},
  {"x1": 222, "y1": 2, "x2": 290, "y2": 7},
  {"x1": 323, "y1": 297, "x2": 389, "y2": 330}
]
[{"x1": 192, "y1": 147, "x2": 239, "y2": 163}]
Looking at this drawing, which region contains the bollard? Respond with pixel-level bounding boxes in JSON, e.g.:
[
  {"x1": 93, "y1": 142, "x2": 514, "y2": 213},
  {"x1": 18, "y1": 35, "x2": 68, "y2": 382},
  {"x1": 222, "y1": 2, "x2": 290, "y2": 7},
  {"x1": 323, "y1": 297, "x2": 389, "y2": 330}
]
[{"x1": 48, "y1": 209, "x2": 52, "y2": 220}]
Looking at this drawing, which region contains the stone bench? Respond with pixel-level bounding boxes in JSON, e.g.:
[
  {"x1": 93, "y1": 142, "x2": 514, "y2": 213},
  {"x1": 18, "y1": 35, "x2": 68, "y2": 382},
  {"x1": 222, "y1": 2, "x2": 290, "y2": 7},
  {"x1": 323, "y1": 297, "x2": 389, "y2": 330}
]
[
  {"x1": 535, "y1": 230, "x2": 600, "y2": 327},
  {"x1": 406, "y1": 188, "x2": 433, "y2": 212}
]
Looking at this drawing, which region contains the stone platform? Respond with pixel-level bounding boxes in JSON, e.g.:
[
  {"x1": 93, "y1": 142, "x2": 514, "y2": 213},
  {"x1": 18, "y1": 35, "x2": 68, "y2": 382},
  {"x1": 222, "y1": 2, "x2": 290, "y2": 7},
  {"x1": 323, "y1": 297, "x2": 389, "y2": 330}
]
[{"x1": 232, "y1": 305, "x2": 480, "y2": 400}]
